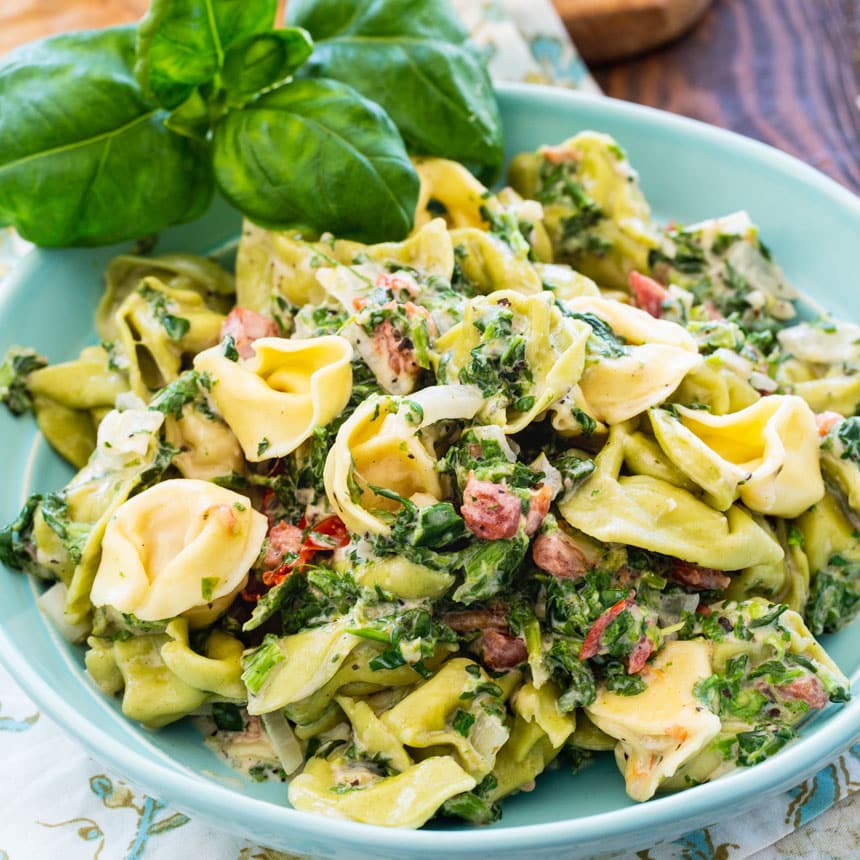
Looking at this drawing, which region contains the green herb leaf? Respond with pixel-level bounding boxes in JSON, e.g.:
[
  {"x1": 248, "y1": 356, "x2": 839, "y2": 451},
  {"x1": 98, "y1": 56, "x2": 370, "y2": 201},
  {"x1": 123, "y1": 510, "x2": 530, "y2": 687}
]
[
  {"x1": 452, "y1": 708, "x2": 476, "y2": 737},
  {"x1": 135, "y1": 0, "x2": 279, "y2": 109},
  {"x1": 222, "y1": 334, "x2": 240, "y2": 361},
  {"x1": 0, "y1": 493, "x2": 43, "y2": 574},
  {"x1": 213, "y1": 77, "x2": 419, "y2": 242},
  {"x1": 288, "y1": 0, "x2": 503, "y2": 181},
  {"x1": 440, "y1": 790, "x2": 501, "y2": 825},
  {"x1": 242, "y1": 634, "x2": 285, "y2": 694},
  {"x1": 805, "y1": 558, "x2": 860, "y2": 635},
  {"x1": 40, "y1": 492, "x2": 92, "y2": 564},
  {"x1": 453, "y1": 532, "x2": 529, "y2": 604},
  {"x1": 212, "y1": 701, "x2": 244, "y2": 731},
  {"x1": 0, "y1": 346, "x2": 47, "y2": 416},
  {"x1": 221, "y1": 28, "x2": 314, "y2": 102},
  {"x1": 149, "y1": 370, "x2": 214, "y2": 420},
  {"x1": 0, "y1": 27, "x2": 213, "y2": 246},
  {"x1": 200, "y1": 576, "x2": 219, "y2": 601},
  {"x1": 836, "y1": 417, "x2": 860, "y2": 464}
]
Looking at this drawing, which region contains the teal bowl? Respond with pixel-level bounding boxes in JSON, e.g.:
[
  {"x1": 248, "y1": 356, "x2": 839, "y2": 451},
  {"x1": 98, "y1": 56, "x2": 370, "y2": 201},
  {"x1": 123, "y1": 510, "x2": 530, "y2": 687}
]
[{"x1": 1, "y1": 83, "x2": 858, "y2": 858}]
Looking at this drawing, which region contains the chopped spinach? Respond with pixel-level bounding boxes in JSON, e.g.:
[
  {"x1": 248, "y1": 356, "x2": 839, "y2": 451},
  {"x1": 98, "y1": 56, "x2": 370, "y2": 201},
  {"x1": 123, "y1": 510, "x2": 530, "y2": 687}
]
[
  {"x1": 0, "y1": 346, "x2": 47, "y2": 416},
  {"x1": 805, "y1": 557, "x2": 860, "y2": 635},
  {"x1": 149, "y1": 370, "x2": 214, "y2": 420},
  {"x1": 453, "y1": 532, "x2": 529, "y2": 604}
]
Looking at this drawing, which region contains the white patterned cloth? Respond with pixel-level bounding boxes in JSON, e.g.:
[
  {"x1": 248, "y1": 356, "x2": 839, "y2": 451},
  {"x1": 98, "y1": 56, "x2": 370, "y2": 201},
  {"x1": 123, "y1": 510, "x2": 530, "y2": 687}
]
[{"x1": 1, "y1": 3, "x2": 858, "y2": 859}]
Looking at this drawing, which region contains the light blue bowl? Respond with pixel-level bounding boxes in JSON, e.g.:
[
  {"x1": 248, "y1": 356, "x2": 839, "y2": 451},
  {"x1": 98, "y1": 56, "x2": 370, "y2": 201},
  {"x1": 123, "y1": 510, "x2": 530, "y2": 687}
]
[{"x1": 1, "y1": 83, "x2": 858, "y2": 859}]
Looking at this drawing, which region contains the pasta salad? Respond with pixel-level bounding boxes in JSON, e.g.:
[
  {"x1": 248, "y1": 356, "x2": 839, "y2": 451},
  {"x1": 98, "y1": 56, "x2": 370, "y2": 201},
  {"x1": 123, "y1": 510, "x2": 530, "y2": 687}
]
[{"x1": 1, "y1": 131, "x2": 856, "y2": 828}]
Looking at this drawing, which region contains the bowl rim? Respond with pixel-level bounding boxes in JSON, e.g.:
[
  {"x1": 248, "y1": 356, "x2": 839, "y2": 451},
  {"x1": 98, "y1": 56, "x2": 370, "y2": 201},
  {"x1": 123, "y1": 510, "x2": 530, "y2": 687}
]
[{"x1": 1, "y1": 81, "x2": 859, "y2": 855}]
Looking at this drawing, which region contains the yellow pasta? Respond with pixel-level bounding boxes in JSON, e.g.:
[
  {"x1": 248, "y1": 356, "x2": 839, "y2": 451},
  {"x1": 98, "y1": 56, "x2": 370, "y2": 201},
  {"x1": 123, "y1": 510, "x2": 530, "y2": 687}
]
[{"x1": 195, "y1": 335, "x2": 353, "y2": 462}]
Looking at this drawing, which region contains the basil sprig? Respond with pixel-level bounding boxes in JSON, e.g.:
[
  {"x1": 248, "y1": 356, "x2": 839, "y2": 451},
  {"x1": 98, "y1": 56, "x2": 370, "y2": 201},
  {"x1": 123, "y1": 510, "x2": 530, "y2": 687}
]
[{"x1": 0, "y1": 0, "x2": 502, "y2": 248}]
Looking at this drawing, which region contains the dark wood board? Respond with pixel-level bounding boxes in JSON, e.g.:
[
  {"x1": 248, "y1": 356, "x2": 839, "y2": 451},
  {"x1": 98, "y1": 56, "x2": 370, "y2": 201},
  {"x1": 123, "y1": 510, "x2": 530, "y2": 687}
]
[{"x1": 594, "y1": 0, "x2": 860, "y2": 194}]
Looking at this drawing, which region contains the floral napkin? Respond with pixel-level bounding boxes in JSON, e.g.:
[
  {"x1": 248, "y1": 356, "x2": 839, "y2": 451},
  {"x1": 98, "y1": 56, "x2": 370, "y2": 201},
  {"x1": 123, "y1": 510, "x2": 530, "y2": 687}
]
[{"x1": 0, "y1": 3, "x2": 857, "y2": 859}]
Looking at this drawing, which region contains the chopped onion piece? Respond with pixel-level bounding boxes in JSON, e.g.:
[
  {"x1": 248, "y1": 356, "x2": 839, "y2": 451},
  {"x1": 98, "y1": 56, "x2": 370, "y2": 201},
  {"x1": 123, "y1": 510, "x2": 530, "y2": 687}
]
[
  {"x1": 712, "y1": 348, "x2": 754, "y2": 378},
  {"x1": 749, "y1": 371, "x2": 778, "y2": 393},
  {"x1": 261, "y1": 710, "x2": 303, "y2": 776},
  {"x1": 657, "y1": 591, "x2": 700, "y2": 629},
  {"x1": 37, "y1": 582, "x2": 90, "y2": 643}
]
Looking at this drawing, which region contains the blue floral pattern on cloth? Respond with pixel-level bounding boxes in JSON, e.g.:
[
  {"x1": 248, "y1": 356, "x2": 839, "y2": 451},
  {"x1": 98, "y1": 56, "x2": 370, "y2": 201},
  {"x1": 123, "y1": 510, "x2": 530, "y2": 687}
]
[
  {"x1": 0, "y1": 3, "x2": 858, "y2": 859},
  {"x1": 38, "y1": 775, "x2": 191, "y2": 860}
]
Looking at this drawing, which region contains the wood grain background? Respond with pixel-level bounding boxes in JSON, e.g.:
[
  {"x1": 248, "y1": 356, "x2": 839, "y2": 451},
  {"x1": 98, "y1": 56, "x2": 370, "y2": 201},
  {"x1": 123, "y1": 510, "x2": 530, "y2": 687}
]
[{"x1": 594, "y1": 0, "x2": 860, "y2": 193}]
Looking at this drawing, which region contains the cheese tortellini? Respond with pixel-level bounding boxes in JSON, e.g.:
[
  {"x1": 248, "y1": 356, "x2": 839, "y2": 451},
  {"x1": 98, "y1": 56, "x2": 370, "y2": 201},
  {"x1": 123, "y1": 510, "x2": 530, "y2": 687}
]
[
  {"x1": 649, "y1": 395, "x2": 824, "y2": 517},
  {"x1": 324, "y1": 384, "x2": 482, "y2": 535},
  {"x1": 558, "y1": 424, "x2": 784, "y2": 570},
  {"x1": 508, "y1": 131, "x2": 661, "y2": 289},
  {"x1": 288, "y1": 755, "x2": 476, "y2": 828},
  {"x1": 434, "y1": 290, "x2": 590, "y2": 432},
  {"x1": 115, "y1": 277, "x2": 225, "y2": 397},
  {"x1": 586, "y1": 640, "x2": 721, "y2": 802},
  {"x1": 562, "y1": 296, "x2": 701, "y2": 426},
  {"x1": 90, "y1": 479, "x2": 267, "y2": 622},
  {"x1": 194, "y1": 335, "x2": 353, "y2": 462}
]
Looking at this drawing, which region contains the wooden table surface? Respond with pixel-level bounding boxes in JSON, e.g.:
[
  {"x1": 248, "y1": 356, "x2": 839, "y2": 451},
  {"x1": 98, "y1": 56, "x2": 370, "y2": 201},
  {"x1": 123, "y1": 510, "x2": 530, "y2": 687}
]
[{"x1": 592, "y1": 0, "x2": 860, "y2": 194}]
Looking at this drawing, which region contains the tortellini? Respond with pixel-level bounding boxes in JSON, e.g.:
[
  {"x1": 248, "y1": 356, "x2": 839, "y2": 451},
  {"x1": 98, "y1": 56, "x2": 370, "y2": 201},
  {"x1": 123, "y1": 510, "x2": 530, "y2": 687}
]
[
  {"x1": 244, "y1": 621, "x2": 361, "y2": 716},
  {"x1": 86, "y1": 633, "x2": 209, "y2": 728},
  {"x1": 586, "y1": 640, "x2": 721, "y2": 801},
  {"x1": 236, "y1": 221, "x2": 329, "y2": 311},
  {"x1": 87, "y1": 619, "x2": 245, "y2": 728},
  {"x1": 412, "y1": 156, "x2": 490, "y2": 229},
  {"x1": 778, "y1": 320, "x2": 860, "y2": 366},
  {"x1": 649, "y1": 395, "x2": 824, "y2": 517},
  {"x1": 797, "y1": 492, "x2": 860, "y2": 575},
  {"x1": 90, "y1": 479, "x2": 267, "y2": 623},
  {"x1": 86, "y1": 622, "x2": 245, "y2": 729},
  {"x1": 558, "y1": 424, "x2": 784, "y2": 570},
  {"x1": 775, "y1": 321, "x2": 860, "y2": 415},
  {"x1": 725, "y1": 519, "x2": 810, "y2": 612},
  {"x1": 236, "y1": 216, "x2": 456, "y2": 315},
  {"x1": 97, "y1": 253, "x2": 235, "y2": 340},
  {"x1": 483, "y1": 716, "x2": 560, "y2": 804},
  {"x1": 33, "y1": 405, "x2": 168, "y2": 624},
  {"x1": 670, "y1": 359, "x2": 760, "y2": 416},
  {"x1": 27, "y1": 344, "x2": 130, "y2": 467},
  {"x1": 448, "y1": 228, "x2": 545, "y2": 295},
  {"x1": 194, "y1": 335, "x2": 353, "y2": 462},
  {"x1": 508, "y1": 131, "x2": 661, "y2": 289},
  {"x1": 288, "y1": 754, "x2": 476, "y2": 828},
  {"x1": 163, "y1": 406, "x2": 245, "y2": 480},
  {"x1": 512, "y1": 680, "x2": 577, "y2": 749},
  {"x1": 662, "y1": 600, "x2": 850, "y2": 790},
  {"x1": 820, "y1": 418, "x2": 860, "y2": 513},
  {"x1": 561, "y1": 296, "x2": 701, "y2": 426},
  {"x1": 324, "y1": 385, "x2": 482, "y2": 535},
  {"x1": 160, "y1": 618, "x2": 245, "y2": 700},
  {"x1": 114, "y1": 277, "x2": 225, "y2": 397},
  {"x1": 380, "y1": 658, "x2": 510, "y2": 779},
  {"x1": 434, "y1": 290, "x2": 590, "y2": 432},
  {"x1": 282, "y1": 641, "x2": 452, "y2": 728},
  {"x1": 654, "y1": 211, "x2": 797, "y2": 329},
  {"x1": 336, "y1": 695, "x2": 413, "y2": 774},
  {"x1": 352, "y1": 556, "x2": 455, "y2": 600}
]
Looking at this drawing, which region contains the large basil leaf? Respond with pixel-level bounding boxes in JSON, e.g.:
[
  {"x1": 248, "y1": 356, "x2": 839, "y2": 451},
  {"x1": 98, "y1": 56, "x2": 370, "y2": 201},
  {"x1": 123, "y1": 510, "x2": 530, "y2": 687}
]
[
  {"x1": 213, "y1": 78, "x2": 419, "y2": 242},
  {"x1": 0, "y1": 27, "x2": 212, "y2": 247},
  {"x1": 136, "y1": 0, "x2": 279, "y2": 109},
  {"x1": 221, "y1": 28, "x2": 314, "y2": 103},
  {"x1": 287, "y1": 0, "x2": 503, "y2": 181}
]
